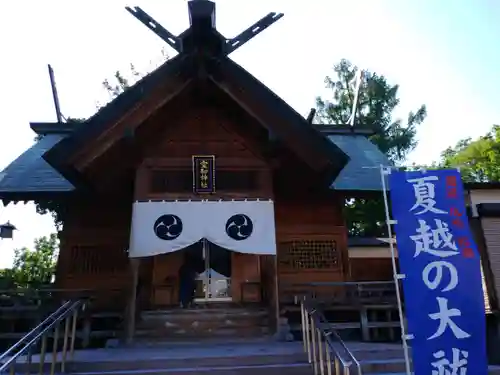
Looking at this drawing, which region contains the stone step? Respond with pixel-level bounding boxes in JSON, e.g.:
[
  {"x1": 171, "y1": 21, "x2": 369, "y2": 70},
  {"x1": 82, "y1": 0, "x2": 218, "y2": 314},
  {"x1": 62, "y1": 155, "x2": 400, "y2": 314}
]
[
  {"x1": 67, "y1": 353, "x2": 306, "y2": 373},
  {"x1": 68, "y1": 362, "x2": 312, "y2": 375},
  {"x1": 317, "y1": 360, "x2": 500, "y2": 375},
  {"x1": 141, "y1": 307, "x2": 268, "y2": 319},
  {"x1": 346, "y1": 342, "x2": 407, "y2": 361},
  {"x1": 11, "y1": 341, "x2": 308, "y2": 374},
  {"x1": 139, "y1": 314, "x2": 269, "y2": 328},
  {"x1": 360, "y1": 358, "x2": 406, "y2": 374},
  {"x1": 135, "y1": 326, "x2": 271, "y2": 340},
  {"x1": 365, "y1": 370, "x2": 500, "y2": 375},
  {"x1": 137, "y1": 307, "x2": 270, "y2": 340}
]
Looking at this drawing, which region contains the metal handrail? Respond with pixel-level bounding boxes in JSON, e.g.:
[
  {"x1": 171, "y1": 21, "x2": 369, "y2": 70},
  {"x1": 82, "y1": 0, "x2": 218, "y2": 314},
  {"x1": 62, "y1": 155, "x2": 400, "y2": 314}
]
[
  {"x1": 297, "y1": 295, "x2": 363, "y2": 375},
  {"x1": 0, "y1": 299, "x2": 85, "y2": 375},
  {"x1": 0, "y1": 300, "x2": 74, "y2": 362}
]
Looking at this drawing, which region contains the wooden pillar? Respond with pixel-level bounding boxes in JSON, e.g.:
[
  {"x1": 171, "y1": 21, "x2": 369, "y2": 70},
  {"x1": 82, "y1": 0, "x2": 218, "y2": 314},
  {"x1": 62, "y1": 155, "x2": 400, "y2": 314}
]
[
  {"x1": 126, "y1": 258, "x2": 140, "y2": 344},
  {"x1": 274, "y1": 254, "x2": 280, "y2": 334}
]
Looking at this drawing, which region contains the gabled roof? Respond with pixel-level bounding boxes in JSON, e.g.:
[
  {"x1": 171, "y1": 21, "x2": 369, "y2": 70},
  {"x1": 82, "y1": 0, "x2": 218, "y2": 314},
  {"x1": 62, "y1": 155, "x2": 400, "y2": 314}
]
[
  {"x1": 205, "y1": 58, "x2": 348, "y2": 173},
  {"x1": 329, "y1": 134, "x2": 391, "y2": 191},
  {"x1": 0, "y1": 1, "x2": 393, "y2": 199},
  {"x1": 43, "y1": 53, "x2": 349, "y2": 186},
  {"x1": 0, "y1": 135, "x2": 74, "y2": 198},
  {"x1": 0, "y1": 131, "x2": 389, "y2": 198}
]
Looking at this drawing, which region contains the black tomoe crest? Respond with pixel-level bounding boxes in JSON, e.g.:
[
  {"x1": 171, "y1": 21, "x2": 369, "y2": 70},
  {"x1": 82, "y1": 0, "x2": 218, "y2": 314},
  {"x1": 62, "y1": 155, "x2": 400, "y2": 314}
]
[
  {"x1": 225, "y1": 214, "x2": 253, "y2": 241},
  {"x1": 154, "y1": 214, "x2": 183, "y2": 240}
]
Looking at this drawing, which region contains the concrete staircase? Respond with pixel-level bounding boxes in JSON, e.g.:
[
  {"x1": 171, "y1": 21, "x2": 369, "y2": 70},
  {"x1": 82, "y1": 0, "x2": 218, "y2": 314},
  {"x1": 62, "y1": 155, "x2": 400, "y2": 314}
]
[
  {"x1": 10, "y1": 340, "x2": 500, "y2": 375},
  {"x1": 14, "y1": 339, "x2": 310, "y2": 375},
  {"x1": 135, "y1": 305, "x2": 271, "y2": 340}
]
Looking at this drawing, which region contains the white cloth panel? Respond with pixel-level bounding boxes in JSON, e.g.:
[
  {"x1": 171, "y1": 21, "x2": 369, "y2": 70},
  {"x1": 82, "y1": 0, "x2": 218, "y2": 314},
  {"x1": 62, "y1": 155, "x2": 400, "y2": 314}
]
[
  {"x1": 128, "y1": 201, "x2": 204, "y2": 258},
  {"x1": 204, "y1": 200, "x2": 277, "y2": 255},
  {"x1": 128, "y1": 200, "x2": 277, "y2": 257}
]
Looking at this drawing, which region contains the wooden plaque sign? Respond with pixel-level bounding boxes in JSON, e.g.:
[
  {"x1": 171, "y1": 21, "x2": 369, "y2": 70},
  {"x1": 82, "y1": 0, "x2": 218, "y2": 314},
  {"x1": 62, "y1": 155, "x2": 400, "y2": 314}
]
[{"x1": 192, "y1": 155, "x2": 215, "y2": 194}]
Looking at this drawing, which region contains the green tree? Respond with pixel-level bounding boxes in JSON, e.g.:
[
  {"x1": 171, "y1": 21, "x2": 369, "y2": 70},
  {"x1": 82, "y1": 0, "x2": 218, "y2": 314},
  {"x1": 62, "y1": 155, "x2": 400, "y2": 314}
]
[
  {"x1": 315, "y1": 59, "x2": 427, "y2": 236},
  {"x1": 440, "y1": 124, "x2": 500, "y2": 182},
  {"x1": 0, "y1": 234, "x2": 58, "y2": 289}
]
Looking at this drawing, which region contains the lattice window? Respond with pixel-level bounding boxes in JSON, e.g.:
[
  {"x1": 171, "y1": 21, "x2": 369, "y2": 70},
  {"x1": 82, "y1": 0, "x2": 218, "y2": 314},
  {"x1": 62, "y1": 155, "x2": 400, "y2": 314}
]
[
  {"x1": 278, "y1": 240, "x2": 339, "y2": 270},
  {"x1": 68, "y1": 246, "x2": 128, "y2": 275}
]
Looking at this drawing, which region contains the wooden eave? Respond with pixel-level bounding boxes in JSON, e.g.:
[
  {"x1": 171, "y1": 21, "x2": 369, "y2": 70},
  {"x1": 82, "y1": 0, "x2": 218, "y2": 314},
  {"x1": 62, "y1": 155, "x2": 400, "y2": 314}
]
[
  {"x1": 312, "y1": 125, "x2": 375, "y2": 136},
  {"x1": 42, "y1": 54, "x2": 349, "y2": 185},
  {"x1": 33, "y1": 122, "x2": 374, "y2": 137},
  {"x1": 465, "y1": 182, "x2": 500, "y2": 190},
  {"x1": 0, "y1": 190, "x2": 74, "y2": 205},
  {"x1": 30, "y1": 122, "x2": 76, "y2": 135},
  {"x1": 205, "y1": 57, "x2": 349, "y2": 177},
  {"x1": 43, "y1": 54, "x2": 195, "y2": 175}
]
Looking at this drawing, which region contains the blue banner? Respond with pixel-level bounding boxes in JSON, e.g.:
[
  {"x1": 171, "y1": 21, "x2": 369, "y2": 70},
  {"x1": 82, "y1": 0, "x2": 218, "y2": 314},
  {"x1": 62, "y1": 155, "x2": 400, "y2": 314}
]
[{"x1": 389, "y1": 168, "x2": 487, "y2": 375}]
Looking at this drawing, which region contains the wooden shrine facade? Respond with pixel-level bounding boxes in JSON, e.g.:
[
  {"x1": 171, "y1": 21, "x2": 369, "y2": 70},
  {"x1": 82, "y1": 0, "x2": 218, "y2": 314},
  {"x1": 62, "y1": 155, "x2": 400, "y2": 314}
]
[
  {"x1": 52, "y1": 86, "x2": 351, "y2": 310},
  {"x1": 0, "y1": 1, "x2": 393, "y2": 325}
]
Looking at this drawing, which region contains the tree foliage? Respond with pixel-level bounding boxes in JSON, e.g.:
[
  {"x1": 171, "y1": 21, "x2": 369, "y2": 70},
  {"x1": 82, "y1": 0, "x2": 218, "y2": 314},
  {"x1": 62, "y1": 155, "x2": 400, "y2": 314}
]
[
  {"x1": 315, "y1": 59, "x2": 427, "y2": 236},
  {"x1": 439, "y1": 125, "x2": 500, "y2": 182},
  {"x1": 0, "y1": 234, "x2": 58, "y2": 289},
  {"x1": 101, "y1": 48, "x2": 169, "y2": 101},
  {"x1": 316, "y1": 59, "x2": 427, "y2": 163},
  {"x1": 101, "y1": 64, "x2": 143, "y2": 99}
]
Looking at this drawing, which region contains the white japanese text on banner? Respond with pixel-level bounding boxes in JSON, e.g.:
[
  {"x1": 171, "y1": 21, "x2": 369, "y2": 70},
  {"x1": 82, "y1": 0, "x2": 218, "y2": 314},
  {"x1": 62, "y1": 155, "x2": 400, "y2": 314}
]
[{"x1": 389, "y1": 169, "x2": 487, "y2": 375}]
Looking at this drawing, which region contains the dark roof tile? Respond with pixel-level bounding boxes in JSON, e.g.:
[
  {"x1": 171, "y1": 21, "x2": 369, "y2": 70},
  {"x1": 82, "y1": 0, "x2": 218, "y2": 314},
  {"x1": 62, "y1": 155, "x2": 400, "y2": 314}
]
[
  {"x1": 328, "y1": 135, "x2": 392, "y2": 191},
  {"x1": 0, "y1": 135, "x2": 74, "y2": 194},
  {"x1": 0, "y1": 132, "x2": 391, "y2": 195}
]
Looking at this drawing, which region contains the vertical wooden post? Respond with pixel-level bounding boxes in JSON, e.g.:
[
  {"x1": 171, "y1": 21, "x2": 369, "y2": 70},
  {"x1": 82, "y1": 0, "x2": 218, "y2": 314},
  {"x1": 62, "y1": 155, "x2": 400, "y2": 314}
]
[
  {"x1": 360, "y1": 306, "x2": 370, "y2": 341},
  {"x1": 273, "y1": 253, "x2": 280, "y2": 334},
  {"x1": 126, "y1": 258, "x2": 140, "y2": 344},
  {"x1": 82, "y1": 313, "x2": 92, "y2": 348}
]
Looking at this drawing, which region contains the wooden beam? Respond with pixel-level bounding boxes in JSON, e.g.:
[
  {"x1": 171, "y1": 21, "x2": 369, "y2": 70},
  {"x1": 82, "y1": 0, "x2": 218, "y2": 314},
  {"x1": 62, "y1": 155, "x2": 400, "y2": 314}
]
[
  {"x1": 73, "y1": 79, "x2": 193, "y2": 171},
  {"x1": 30, "y1": 122, "x2": 76, "y2": 135},
  {"x1": 126, "y1": 258, "x2": 140, "y2": 344},
  {"x1": 313, "y1": 124, "x2": 375, "y2": 136},
  {"x1": 225, "y1": 12, "x2": 284, "y2": 55},
  {"x1": 125, "y1": 6, "x2": 182, "y2": 52},
  {"x1": 209, "y1": 75, "x2": 331, "y2": 173}
]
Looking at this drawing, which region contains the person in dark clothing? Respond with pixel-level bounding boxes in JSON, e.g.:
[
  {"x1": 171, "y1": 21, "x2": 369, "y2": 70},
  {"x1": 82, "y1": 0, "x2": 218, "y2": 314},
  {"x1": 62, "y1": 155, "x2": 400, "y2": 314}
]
[{"x1": 178, "y1": 256, "x2": 197, "y2": 308}]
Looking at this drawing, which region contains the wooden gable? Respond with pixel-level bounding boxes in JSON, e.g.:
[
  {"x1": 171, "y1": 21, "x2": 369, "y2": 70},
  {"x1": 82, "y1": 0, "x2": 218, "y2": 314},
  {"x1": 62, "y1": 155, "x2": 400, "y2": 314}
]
[
  {"x1": 143, "y1": 109, "x2": 267, "y2": 166},
  {"x1": 133, "y1": 90, "x2": 274, "y2": 200},
  {"x1": 41, "y1": 2, "x2": 348, "y2": 190}
]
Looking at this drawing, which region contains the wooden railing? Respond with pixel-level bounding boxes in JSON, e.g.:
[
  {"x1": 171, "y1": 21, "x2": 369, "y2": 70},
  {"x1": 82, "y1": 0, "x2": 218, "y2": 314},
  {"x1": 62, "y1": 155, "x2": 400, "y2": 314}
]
[
  {"x1": 280, "y1": 281, "x2": 397, "y2": 305},
  {"x1": 283, "y1": 282, "x2": 401, "y2": 342},
  {"x1": 0, "y1": 288, "x2": 128, "y2": 348},
  {"x1": 0, "y1": 299, "x2": 85, "y2": 375}
]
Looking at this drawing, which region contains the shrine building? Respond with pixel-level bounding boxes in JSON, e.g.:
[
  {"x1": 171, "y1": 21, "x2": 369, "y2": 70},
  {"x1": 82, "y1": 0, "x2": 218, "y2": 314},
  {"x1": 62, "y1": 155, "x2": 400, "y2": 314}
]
[{"x1": 0, "y1": 0, "x2": 398, "y2": 341}]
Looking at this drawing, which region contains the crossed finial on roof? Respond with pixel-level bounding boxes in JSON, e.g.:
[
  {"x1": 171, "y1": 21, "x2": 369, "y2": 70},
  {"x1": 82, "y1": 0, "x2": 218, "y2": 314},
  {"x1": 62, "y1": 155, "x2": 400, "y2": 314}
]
[{"x1": 125, "y1": 1, "x2": 283, "y2": 56}]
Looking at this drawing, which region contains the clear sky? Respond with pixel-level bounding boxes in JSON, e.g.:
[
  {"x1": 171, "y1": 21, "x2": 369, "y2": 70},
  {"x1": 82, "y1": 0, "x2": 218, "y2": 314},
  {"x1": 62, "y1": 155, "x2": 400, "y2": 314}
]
[{"x1": 0, "y1": 0, "x2": 499, "y2": 268}]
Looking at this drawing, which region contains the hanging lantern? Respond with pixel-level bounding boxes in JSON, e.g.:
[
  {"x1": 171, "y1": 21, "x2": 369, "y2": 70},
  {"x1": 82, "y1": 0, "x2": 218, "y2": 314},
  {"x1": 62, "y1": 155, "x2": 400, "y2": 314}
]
[{"x1": 0, "y1": 221, "x2": 17, "y2": 239}]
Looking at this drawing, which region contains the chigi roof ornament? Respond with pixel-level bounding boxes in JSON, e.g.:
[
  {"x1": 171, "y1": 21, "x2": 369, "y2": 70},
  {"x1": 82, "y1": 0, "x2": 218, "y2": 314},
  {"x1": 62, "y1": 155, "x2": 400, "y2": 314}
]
[{"x1": 125, "y1": 1, "x2": 283, "y2": 56}]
